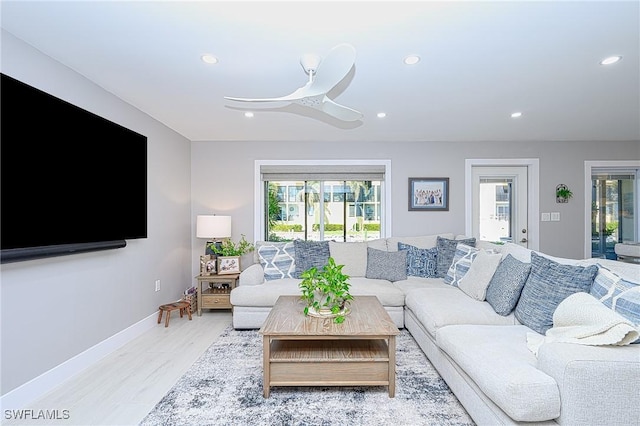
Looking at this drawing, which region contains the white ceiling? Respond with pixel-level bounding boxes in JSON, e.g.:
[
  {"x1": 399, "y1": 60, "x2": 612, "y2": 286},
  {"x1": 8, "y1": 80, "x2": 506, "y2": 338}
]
[{"x1": 2, "y1": 1, "x2": 639, "y2": 143}]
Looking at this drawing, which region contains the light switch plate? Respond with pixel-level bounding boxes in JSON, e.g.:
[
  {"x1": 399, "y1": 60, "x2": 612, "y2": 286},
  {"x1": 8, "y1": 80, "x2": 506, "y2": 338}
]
[
  {"x1": 551, "y1": 212, "x2": 560, "y2": 221},
  {"x1": 541, "y1": 213, "x2": 550, "y2": 222}
]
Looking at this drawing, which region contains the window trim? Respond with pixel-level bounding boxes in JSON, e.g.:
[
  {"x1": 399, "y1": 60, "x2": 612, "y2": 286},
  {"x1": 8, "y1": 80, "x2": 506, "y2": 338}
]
[{"x1": 254, "y1": 159, "x2": 392, "y2": 241}]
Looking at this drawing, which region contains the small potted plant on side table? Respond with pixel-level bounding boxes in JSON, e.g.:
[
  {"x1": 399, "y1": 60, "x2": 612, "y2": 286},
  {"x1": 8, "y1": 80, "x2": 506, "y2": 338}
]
[
  {"x1": 299, "y1": 257, "x2": 353, "y2": 324},
  {"x1": 209, "y1": 234, "x2": 255, "y2": 274}
]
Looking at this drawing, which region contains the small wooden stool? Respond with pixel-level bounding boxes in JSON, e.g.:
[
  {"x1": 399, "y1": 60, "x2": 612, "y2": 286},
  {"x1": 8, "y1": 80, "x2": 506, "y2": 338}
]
[{"x1": 158, "y1": 300, "x2": 192, "y2": 327}]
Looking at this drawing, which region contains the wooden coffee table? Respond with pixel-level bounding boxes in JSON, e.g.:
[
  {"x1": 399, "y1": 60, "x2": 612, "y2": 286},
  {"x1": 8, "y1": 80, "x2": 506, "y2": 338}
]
[{"x1": 259, "y1": 295, "x2": 400, "y2": 398}]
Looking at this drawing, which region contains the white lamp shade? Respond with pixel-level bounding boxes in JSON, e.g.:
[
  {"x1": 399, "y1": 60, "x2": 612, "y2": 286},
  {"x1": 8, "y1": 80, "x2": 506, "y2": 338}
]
[{"x1": 196, "y1": 215, "x2": 231, "y2": 239}]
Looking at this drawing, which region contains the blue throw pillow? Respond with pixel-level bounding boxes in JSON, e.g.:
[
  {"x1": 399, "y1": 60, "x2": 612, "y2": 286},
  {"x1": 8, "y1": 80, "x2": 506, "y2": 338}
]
[
  {"x1": 256, "y1": 241, "x2": 295, "y2": 281},
  {"x1": 398, "y1": 242, "x2": 437, "y2": 278},
  {"x1": 443, "y1": 243, "x2": 480, "y2": 287},
  {"x1": 515, "y1": 252, "x2": 598, "y2": 335},
  {"x1": 485, "y1": 254, "x2": 531, "y2": 316},
  {"x1": 365, "y1": 247, "x2": 407, "y2": 282},
  {"x1": 590, "y1": 265, "x2": 640, "y2": 343},
  {"x1": 436, "y1": 236, "x2": 476, "y2": 278},
  {"x1": 292, "y1": 240, "x2": 330, "y2": 278}
]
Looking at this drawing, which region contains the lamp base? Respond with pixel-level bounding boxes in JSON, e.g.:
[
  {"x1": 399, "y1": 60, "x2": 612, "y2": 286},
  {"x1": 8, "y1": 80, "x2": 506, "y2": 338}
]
[{"x1": 205, "y1": 240, "x2": 223, "y2": 255}]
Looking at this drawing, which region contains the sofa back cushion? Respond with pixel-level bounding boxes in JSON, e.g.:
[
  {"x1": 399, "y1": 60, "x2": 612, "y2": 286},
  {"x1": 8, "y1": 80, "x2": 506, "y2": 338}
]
[
  {"x1": 436, "y1": 236, "x2": 476, "y2": 278},
  {"x1": 329, "y1": 241, "x2": 368, "y2": 277},
  {"x1": 386, "y1": 233, "x2": 454, "y2": 252},
  {"x1": 365, "y1": 247, "x2": 407, "y2": 282},
  {"x1": 515, "y1": 252, "x2": 598, "y2": 335},
  {"x1": 292, "y1": 240, "x2": 330, "y2": 278},
  {"x1": 256, "y1": 241, "x2": 296, "y2": 281},
  {"x1": 398, "y1": 242, "x2": 438, "y2": 278}
]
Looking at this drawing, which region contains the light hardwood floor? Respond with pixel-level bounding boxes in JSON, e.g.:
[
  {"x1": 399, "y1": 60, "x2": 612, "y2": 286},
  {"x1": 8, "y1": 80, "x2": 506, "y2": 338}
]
[{"x1": 3, "y1": 311, "x2": 232, "y2": 426}]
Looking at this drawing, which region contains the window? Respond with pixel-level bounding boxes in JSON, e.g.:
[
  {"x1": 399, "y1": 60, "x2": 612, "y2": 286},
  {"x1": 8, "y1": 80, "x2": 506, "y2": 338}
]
[{"x1": 256, "y1": 161, "x2": 391, "y2": 242}]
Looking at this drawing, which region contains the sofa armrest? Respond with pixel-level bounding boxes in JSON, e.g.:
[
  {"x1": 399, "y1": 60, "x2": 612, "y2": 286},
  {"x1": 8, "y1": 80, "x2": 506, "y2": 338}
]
[
  {"x1": 537, "y1": 342, "x2": 640, "y2": 425},
  {"x1": 239, "y1": 263, "x2": 265, "y2": 286}
]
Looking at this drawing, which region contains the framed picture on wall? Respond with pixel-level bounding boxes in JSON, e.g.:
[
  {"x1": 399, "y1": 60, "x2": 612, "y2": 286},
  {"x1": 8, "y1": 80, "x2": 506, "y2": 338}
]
[
  {"x1": 200, "y1": 255, "x2": 217, "y2": 275},
  {"x1": 408, "y1": 177, "x2": 449, "y2": 211}
]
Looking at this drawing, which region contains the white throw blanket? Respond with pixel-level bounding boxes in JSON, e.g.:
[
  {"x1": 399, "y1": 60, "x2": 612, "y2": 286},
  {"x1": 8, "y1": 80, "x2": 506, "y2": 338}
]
[{"x1": 527, "y1": 292, "x2": 639, "y2": 356}]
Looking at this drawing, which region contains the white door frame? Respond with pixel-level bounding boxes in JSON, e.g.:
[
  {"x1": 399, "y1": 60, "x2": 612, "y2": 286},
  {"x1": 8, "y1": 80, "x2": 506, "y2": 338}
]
[
  {"x1": 584, "y1": 160, "x2": 640, "y2": 259},
  {"x1": 465, "y1": 159, "x2": 540, "y2": 251}
]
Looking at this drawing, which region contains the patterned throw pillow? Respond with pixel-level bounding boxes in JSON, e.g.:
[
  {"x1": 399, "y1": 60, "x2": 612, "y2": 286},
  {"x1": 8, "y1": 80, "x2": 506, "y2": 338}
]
[
  {"x1": 515, "y1": 252, "x2": 598, "y2": 335},
  {"x1": 365, "y1": 247, "x2": 407, "y2": 282},
  {"x1": 436, "y1": 236, "x2": 476, "y2": 278},
  {"x1": 485, "y1": 254, "x2": 532, "y2": 316},
  {"x1": 590, "y1": 266, "x2": 640, "y2": 343},
  {"x1": 398, "y1": 242, "x2": 438, "y2": 278},
  {"x1": 443, "y1": 244, "x2": 480, "y2": 287},
  {"x1": 256, "y1": 241, "x2": 295, "y2": 281},
  {"x1": 292, "y1": 240, "x2": 330, "y2": 278}
]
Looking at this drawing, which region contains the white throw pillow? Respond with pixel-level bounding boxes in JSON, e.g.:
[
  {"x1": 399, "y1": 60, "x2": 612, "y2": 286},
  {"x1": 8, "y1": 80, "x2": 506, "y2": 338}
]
[
  {"x1": 458, "y1": 250, "x2": 502, "y2": 301},
  {"x1": 329, "y1": 241, "x2": 368, "y2": 277}
]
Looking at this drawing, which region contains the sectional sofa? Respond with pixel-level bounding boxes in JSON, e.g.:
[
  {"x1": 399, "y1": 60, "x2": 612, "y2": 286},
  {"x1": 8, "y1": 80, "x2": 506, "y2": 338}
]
[{"x1": 230, "y1": 234, "x2": 640, "y2": 425}]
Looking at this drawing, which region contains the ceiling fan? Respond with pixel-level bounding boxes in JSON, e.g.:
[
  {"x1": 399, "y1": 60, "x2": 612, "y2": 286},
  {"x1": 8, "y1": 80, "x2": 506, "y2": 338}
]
[{"x1": 224, "y1": 43, "x2": 363, "y2": 122}]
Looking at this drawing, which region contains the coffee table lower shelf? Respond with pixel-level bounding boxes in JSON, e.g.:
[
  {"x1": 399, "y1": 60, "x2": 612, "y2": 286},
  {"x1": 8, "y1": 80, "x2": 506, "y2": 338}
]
[{"x1": 263, "y1": 338, "x2": 395, "y2": 397}]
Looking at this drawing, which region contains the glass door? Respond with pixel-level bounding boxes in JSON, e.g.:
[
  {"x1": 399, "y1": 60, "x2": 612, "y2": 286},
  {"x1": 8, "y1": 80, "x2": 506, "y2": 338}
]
[{"x1": 591, "y1": 169, "x2": 637, "y2": 259}]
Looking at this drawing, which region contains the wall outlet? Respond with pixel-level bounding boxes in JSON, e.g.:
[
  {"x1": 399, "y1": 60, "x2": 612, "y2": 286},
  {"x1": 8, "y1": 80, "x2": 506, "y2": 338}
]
[{"x1": 155, "y1": 279, "x2": 161, "y2": 292}]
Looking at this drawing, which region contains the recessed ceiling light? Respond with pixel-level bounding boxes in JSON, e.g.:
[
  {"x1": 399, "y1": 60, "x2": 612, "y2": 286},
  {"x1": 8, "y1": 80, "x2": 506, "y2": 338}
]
[
  {"x1": 377, "y1": 112, "x2": 386, "y2": 118},
  {"x1": 403, "y1": 55, "x2": 420, "y2": 65},
  {"x1": 511, "y1": 112, "x2": 523, "y2": 118},
  {"x1": 244, "y1": 112, "x2": 254, "y2": 118},
  {"x1": 600, "y1": 55, "x2": 622, "y2": 65},
  {"x1": 201, "y1": 54, "x2": 218, "y2": 64}
]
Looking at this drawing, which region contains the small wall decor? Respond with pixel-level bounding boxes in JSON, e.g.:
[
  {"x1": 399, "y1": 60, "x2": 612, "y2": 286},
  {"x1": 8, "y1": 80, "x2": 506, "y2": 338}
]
[
  {"x1": 556, "y1": 184, "x2": 573, "y2": 203},
  {"x1": 409, "y1": 177, "x2": 449, "y2": 211},
  {"x1": 200, "y1": 255, "x2": 217, "y2": 275}
]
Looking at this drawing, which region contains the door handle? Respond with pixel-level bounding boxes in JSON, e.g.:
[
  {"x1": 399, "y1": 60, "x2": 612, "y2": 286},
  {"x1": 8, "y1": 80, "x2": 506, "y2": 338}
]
[{"x1": 520, "y1": 238, "x2": 528, "y2": 243}]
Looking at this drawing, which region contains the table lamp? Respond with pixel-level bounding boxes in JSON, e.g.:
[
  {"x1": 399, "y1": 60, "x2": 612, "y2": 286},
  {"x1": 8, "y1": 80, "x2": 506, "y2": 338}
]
[{"x1": 196, "y1": 215, "x2": 232, "y2": 255}]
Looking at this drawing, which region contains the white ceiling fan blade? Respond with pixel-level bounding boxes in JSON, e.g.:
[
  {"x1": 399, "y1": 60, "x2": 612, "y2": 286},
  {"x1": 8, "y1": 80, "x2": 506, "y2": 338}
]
[
  {"x1": 319, "y1": 97, "x2": 363, "y2": 122},
  {"x1": 223, "y1": 82, "x2": 312, "y2": 103},
  {"x1": 307, "y1": 43, "x2": 356, "y2": 95}
]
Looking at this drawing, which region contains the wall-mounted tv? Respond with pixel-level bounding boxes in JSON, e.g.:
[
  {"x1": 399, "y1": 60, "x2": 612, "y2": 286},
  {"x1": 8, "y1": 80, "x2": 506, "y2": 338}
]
[{"x1": 1, "y1": 73, "x2": 147, "y2": 263}]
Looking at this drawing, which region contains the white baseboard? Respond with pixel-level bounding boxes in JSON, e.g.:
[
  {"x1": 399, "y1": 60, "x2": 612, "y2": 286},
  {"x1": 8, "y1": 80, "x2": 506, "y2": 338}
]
[{"x1": 0, "y1": 312, "x2": 158, "y2": 411}]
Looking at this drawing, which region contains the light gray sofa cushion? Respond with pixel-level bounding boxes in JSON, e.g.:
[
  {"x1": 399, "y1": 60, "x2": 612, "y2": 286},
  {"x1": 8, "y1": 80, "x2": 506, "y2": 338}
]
[
  {"x1": 404, "y1": 287, "x2": 516, "y2": 336},
  {"x1": 329, "y1": 241, "x2": 368, "y2": 277},
  {"x1": 436, "y1": 324, "x2": 560, "y2": 422}
]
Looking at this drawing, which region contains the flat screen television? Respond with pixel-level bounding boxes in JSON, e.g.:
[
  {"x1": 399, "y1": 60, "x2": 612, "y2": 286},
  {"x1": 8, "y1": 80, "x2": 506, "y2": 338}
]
[{"x1": 1, "y1": 73, "x2": 147, "y2": 263}]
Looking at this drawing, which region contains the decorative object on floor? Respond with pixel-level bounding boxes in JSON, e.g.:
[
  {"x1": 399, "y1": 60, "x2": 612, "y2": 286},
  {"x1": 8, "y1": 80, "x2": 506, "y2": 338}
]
[
  {"x1": 408, "y1": 177, "x2": 449, "y2": 211},
  {"x1": 157, "y1": 301, "x2": 192, "y2": 328},
  {"x1": 140, "y1": 327, "x2": 473, "y2": 426},
  {"x1": 196, "y1": 214, "x2": 232, "y2": 254},
  {"x1": 211, "y1": 234, "x2": 255, "y2": 273},
  {"x1": 299, "y1": 256, "x2": 353, "y2": 323},
  {"x1": 555, "y1": 184, "x2": 572, "y2": 203},
  {"x1": 224, "y1": 43, "x2": 363, "y2": 122}
]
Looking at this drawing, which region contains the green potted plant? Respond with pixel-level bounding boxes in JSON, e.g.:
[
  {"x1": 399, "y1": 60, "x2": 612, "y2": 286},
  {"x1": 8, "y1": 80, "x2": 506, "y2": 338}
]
[
  {"x1": 556, "y1": 185, "x2": 573, "y2": 203},
  {"x1": 209, "y1": 235, "x2": 254, "y2": 274},
  {"x1": 299, "y1": 257, "x2": 353, "y2": 323}
]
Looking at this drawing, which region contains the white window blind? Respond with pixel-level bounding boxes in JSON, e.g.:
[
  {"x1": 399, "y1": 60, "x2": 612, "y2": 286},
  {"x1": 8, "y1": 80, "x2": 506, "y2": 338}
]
[{"x1": 260, "y1": 164, "x2": 385, "y2": 181}]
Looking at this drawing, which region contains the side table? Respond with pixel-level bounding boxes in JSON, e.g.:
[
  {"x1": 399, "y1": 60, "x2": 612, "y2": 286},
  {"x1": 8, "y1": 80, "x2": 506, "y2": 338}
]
[{"x1": 195, "y1": 273, "x2": 240, "y2": 315}]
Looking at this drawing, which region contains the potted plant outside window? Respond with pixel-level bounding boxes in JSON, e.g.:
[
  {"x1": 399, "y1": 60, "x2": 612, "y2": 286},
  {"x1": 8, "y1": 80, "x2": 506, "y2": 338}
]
[{"x1": 299, "y1": 257, "x2": 353, "y2": 323}]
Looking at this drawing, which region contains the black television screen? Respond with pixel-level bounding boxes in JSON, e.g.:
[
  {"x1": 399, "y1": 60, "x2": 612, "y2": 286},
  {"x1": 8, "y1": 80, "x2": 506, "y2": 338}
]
[{"x1": 1, "y1": 73, "x2": 147, "y2": 263}]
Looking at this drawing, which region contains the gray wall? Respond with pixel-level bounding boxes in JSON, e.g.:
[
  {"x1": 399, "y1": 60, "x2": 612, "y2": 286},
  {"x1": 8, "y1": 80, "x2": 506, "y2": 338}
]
[
  {"x1": 1, "y1": 33, "x2": 193, "y2": 395},
  {"x1": 191, "y1": 140, "x2": 639, "y2": 261}
]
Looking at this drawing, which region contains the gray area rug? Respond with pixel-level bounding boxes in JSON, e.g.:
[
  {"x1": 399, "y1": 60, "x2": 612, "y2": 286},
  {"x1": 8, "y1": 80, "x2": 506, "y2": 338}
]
[{"x1": 141, "y1": 327, "x2": 474, "y2": 426}]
